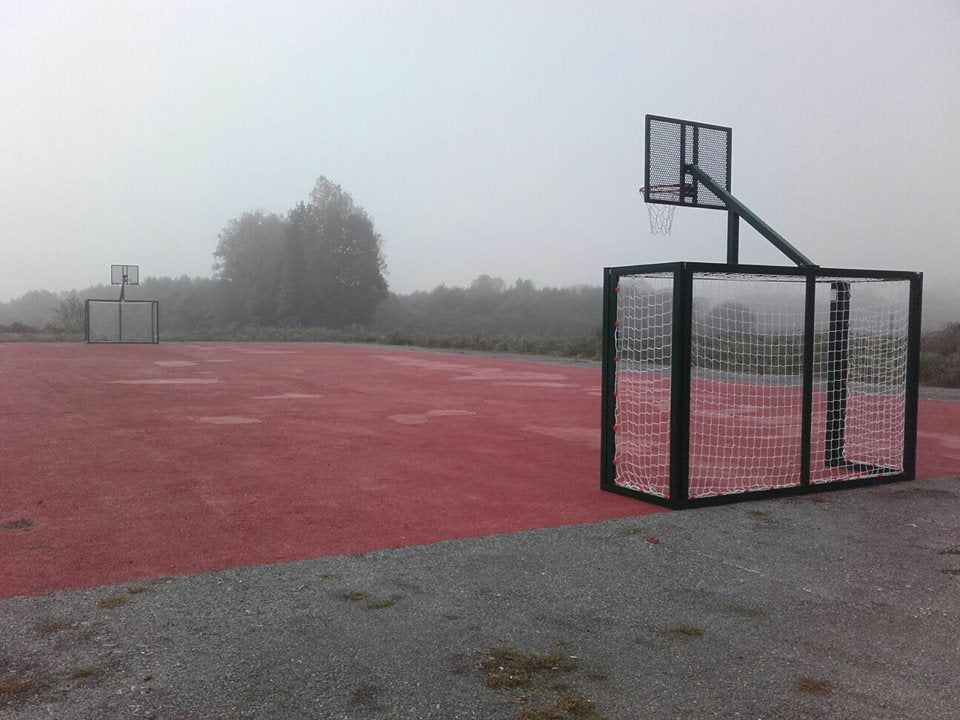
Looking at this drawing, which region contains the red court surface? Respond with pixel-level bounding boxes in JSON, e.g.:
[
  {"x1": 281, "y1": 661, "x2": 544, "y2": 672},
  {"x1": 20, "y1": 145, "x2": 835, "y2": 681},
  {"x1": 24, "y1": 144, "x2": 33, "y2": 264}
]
[{"x1": 1, "y1": 342, "x2": 958, "y2": 600}]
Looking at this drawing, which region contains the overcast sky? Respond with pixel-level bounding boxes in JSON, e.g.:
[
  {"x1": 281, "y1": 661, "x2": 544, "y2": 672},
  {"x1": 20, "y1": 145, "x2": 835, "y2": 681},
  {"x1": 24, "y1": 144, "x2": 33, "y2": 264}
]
[{"x1": 2, "y1": 0, "x2": 958, "y2": 308}]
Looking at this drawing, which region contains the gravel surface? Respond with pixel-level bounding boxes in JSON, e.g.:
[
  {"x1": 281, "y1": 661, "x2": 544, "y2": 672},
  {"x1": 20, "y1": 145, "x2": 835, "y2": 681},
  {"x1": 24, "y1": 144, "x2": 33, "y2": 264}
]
[{"x1": 2, "y1": 476, "x2": 959, "y2": 720}]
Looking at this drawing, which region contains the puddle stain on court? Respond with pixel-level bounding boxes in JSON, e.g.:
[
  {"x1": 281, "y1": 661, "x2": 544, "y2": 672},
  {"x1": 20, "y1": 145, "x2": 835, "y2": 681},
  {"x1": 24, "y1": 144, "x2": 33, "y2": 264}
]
[
  {"x1": 254, "y1": 393, "x2": 323, "y2": 400},
  {"x1": 493, "y1": 381, "x2": 578, "y2": 388},
  {"x1": 1, "y1": 518, "x2": 34, "y2": 531},
  {"x1": 195, "y1": 416, "x2": 262, "y2": 425},
  {"x1": 522, "y1": 426, "x2": 599, "y2": 448},
  {"x1": 375, "y1": 355, "x2": 570, "y2": 384},
  {"x1": 108, "y1": 378, "x2": 220, "y2": 385},
  {"x1": 388, "y1": 410, "x2": 475, "y2": 425},
  {"x1": 235, "y1": 349, "x2": 303, "y2": 355},
  {"x1": 453, "y1": 369, "x2": 567, "y2": 383}
]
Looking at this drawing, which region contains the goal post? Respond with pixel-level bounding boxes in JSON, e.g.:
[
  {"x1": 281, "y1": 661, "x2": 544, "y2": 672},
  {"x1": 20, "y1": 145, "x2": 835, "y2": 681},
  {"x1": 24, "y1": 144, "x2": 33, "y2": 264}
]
[
  {"x1": 601, "y1": 262, "x2": 922, "y2": 508},
  {"x1": 85, "y1": 299, "x2": 160, "y2": 344}
]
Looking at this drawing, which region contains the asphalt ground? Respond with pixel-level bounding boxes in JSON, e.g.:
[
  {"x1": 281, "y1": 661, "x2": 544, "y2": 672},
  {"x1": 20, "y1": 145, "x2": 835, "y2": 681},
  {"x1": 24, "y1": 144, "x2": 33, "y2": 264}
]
[{"x1": 2, "y1": 473, "x2": 959, "y2": 720}]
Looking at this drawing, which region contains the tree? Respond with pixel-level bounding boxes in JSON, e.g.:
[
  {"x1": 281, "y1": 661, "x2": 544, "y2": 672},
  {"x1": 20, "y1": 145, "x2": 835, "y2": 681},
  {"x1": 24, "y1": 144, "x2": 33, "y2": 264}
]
[
  {"x1": 213, "y1": 211, "x2": 285, "y2": 324},
  {"x1": 211, "y1": 177, "x2": 388, "y2": 328},
  {"x1": 469, "y1": 275, "x2": 506, "y2": 294},
  {"x1": 50, "y1": 296, "x2": 85, "y2": 333},
  {"x1": 292, "y1": 177, "x2": 388, "y2": 327}
]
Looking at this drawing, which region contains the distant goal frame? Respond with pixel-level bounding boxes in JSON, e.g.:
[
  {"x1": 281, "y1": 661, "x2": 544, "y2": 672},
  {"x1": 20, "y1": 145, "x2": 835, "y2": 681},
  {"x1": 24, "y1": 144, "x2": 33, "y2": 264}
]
[
  {"x1": 84, "y1": 299, "x2": 160, "y2": 344},
  {"x1": 600, "y1": 262, "x2": 922, "y2": 509}
]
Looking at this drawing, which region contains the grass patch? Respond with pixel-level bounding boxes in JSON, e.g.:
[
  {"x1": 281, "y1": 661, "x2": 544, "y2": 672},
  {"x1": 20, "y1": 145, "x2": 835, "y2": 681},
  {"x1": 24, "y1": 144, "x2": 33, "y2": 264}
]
[
  {"x1": 341, "y1": 591, "x2": 366, "y2": 602},
  {"x1": 96, "y1": 595, "x2": 128, "y2": 609},
  {"x1": 0, "y1": 674, "x2": 32, "y2": 696},
  {"x1": 794, "y1": 676, "x2": 833, "y2": 696},
  {"x1": 746, "y1": 509, "x2": 769, "y2": 518},
  {"x1": 939, "y1": 546, "x2": 960, "y2": 556},
  {"x1": 725, "y1": 604, "x2": 765, "y2": 619},
  {"x1": 620, "y1": 525, "x2": 647, "y2": 536},
  {"x1": 658, "y1": 624, "x2": 705, "y2": 639},
  {"x1": 479, "y1": 648, "x2": 577, "y2": 689},
  {"x1": 349, "y1": 683, "x2": 382, "y2": 708},
  {"x1": 71, "y1": 667, "x2": 97, "y2": 679},
  {"x1": 126, "y1": 584, "x2": 151, "y2": 594},
  {"x1": 364, "y1": 596, "x2": 398, "y2": 610},
  {"x1": 0, "y1": 518, "x2": 33, "y2": 530},
  {"x1": 940, "y1": 568, "x2": 960, "y2": 576},
  {"x1": 35, "y1": 619, "x2": 71, "y2": 635},
  {"x1": 518, "y1": 695, "x2": 604, "y2": 720},
  {"x1": 585, "y1": 670, "x2": 608, "y2": 682}
]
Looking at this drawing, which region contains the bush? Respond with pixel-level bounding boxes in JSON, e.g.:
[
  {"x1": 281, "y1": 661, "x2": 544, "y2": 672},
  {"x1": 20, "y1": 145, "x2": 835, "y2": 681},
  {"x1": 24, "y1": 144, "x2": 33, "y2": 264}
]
[{"x1": 920, "y1": 323, "x2": 960, "y2": 388}]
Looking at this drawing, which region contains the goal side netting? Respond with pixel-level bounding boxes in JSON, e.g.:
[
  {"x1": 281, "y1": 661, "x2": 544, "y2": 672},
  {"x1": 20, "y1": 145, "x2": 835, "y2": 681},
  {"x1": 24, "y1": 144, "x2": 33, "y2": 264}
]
[{"x1": 602, "y1": 265, "x2": 919, "y2": 506}]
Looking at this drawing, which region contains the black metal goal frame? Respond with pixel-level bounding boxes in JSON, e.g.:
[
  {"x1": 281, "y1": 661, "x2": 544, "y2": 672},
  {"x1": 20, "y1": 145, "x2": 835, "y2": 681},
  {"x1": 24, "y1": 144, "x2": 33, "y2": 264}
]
[
  {"x1": 84, "y1": 299, "x2": 160, "y2": 344},
  {"x1": 600, "y1": 261, "x2": 922, "y2": 509}
]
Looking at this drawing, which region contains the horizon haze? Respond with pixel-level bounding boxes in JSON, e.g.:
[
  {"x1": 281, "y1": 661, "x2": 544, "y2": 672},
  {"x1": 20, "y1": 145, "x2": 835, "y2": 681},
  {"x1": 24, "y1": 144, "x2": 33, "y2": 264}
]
[{"x1": 2, "y1": 1, "x2": 958, "y2": 321}]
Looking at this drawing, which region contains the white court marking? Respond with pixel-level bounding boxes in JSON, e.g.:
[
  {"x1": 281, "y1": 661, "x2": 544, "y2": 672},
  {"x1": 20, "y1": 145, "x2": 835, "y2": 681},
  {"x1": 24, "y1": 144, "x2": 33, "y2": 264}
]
[
  {"x1": 254, "y1": 393, "x2": 322, "y2": 400},
  {"x1": 236, "y1": 350, "x2": 302, "y2": 355},
  {"x1": 109, "y1": 378, "x2": 220, "y2": 385},
  {"x1": 196, "y1": 416, "x2": 261, "y2": 425},
  {"x1": 388, "y1": 410, "x2": 475, "y2": 426},
  {"x1": 453, "y1": 369, "x2": 566, "y2": 382},
  {"x1": 375, "y1": 356, "x2": 466, "y2": 371},
  {"x1": 203, "y1": 359, "x2": 234, "y2": 363},
  {"x1": 154, "y1": 361, "x2": 197, "y2": 367},
  {"x1": 493, "y1": 381, "x2": 577, "y2": 388},
  {"x1": 918, "y1": 430, "x2": 960, "y2": 451},
  {"x1": 375, "y1": 355, "x2": 568, "y2": 383},
  {"x1": 523, "y1": 425, "x2": 599, "y2": 448}
]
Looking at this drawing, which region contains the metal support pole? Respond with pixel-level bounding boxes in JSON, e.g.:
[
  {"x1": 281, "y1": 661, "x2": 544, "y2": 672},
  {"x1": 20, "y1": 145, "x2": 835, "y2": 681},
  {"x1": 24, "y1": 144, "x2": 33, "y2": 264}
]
[
  {"x1": 902, "y1": 274, "x2": 923, "y2": 478},
  {"x1": 726, "y1": 211, "x2": 740, "y2": 265},
  {"x1": 825, "y1": 280, "x2": 851, "y2": 466},
  {"x1": 600, "y1": 268, "x2": 619, "y2": 491},
  {"x1": 669, "y1": 266, "x2": 693, "y2": 502},
  {"x1": 799, "y1": 273, "x2": 816, "y2": 485}
]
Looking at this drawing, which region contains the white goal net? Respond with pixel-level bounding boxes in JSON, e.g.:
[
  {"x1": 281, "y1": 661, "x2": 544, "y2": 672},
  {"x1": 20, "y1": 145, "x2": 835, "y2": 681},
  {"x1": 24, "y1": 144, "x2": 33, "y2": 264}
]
[{"x1": 609, "y1": 269, "x2": 913, "y2": 501}]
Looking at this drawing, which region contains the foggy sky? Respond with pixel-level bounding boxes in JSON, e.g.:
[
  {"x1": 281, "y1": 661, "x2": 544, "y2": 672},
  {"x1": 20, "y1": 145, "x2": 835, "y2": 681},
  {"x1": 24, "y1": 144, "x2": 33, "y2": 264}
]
[{"x1": 2, "y1": 0, "x2": 958, "y2": 309}]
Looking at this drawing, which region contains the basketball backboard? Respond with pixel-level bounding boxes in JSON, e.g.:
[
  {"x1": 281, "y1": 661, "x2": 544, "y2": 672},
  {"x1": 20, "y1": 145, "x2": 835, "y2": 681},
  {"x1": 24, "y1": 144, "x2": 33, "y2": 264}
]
[
  {"x1": 644, "y1": 115, "x2": 732, "y2": 210},
  {"x1": 111, "y1": 264, "x2": 139, "y2": 285}
]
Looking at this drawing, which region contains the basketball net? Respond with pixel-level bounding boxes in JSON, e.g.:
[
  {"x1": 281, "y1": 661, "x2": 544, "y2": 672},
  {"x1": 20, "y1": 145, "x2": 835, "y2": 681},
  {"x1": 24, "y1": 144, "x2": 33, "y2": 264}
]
[{"x1": 639, "y1": 186, "x2": 678, "y2": 235}]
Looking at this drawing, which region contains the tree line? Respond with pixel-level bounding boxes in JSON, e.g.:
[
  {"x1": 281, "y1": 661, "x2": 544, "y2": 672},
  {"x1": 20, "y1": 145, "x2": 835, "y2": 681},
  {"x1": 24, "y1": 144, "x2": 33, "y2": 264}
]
[
  {"x1": 2, "y1": 173, "x2": 958, "y2": 382},
  {"x1": 0, "y1": 175, "x2": 604, "y2": 355}
]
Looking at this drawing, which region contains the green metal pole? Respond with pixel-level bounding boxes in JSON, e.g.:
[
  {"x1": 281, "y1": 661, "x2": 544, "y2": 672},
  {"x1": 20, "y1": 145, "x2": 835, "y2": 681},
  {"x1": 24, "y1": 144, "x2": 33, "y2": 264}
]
[{"x1": 688, "y1": 165, "x2": 816, "y2": 267}]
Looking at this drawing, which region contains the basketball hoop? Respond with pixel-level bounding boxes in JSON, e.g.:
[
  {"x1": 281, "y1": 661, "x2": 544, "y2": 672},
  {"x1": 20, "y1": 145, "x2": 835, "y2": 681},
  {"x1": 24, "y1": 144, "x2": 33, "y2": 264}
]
[{"x1": 639, "y1": 185, "x2": 679, "y2": 235}]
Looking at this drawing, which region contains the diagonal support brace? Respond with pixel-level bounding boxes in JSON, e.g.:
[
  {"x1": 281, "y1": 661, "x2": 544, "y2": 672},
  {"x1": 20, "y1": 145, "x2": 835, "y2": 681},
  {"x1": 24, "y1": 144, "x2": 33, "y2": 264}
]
[{"x1": 687, "y1": 164, "x2": 817, "y2": 267}]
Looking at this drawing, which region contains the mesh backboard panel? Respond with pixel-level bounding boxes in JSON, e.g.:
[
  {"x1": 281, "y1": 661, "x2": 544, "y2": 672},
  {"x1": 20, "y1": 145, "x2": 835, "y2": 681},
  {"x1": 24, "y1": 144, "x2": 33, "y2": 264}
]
[
  {"x1": 111, "y1": 264, "x2": 139, "y2": 285},
  {"x1": 85, "y1": 300, "x2": 158, "y2": 343},
  {"x1": 612, "y1": 273, "x2": 673, "y2": 497},
  {"x1": 645, "y1": 115, "x2": 731, "y2": 209}
]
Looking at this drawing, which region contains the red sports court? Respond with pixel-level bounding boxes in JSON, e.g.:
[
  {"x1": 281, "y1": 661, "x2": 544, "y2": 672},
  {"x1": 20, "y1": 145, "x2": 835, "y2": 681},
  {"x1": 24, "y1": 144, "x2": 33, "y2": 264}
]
[{"x1": 1, "y1": 342, "x2": 958, "y2": 600}]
